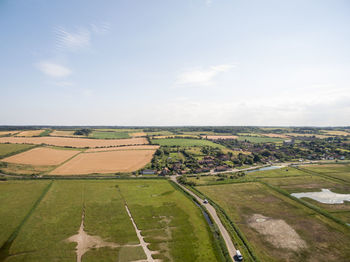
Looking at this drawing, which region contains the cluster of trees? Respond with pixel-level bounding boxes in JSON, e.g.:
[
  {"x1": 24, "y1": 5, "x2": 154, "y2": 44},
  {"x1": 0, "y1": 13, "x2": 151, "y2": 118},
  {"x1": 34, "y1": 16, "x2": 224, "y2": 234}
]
[{"x1": 73, "y1": 128, "x2": 92, "y2": 136}]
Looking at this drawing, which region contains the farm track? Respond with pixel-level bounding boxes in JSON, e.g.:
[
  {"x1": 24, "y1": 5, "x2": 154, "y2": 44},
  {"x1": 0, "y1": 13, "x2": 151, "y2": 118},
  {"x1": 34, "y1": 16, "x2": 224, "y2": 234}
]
[
  {"x1": 0, "y1": 181, "x2": 53, "y2": 262},
  {"x1": 170, "y1": 176, "x2": 236, "y2": 261},
  {"x1": 125, "y1": 204, "x2": 157, "y2": 262}
]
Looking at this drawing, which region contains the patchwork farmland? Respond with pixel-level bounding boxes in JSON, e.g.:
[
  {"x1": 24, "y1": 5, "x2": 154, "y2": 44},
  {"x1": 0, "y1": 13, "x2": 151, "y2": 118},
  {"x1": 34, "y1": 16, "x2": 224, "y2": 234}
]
[
  {"x1": 0, "y1": 180, "x2": 221, "y2": 262},
  {"x1": 0, "y1": 126, "x2": 349, "y2": 261},
  {"x1": 0, "y1": 136, "x2": 148, "y2": 148}
]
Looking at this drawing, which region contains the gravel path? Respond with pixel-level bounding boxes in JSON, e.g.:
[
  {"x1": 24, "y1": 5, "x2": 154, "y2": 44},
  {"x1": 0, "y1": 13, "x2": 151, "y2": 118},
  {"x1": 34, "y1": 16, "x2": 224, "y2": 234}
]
[{"x1": 125, "y1": 204, "x2": 155, "y2": 262}]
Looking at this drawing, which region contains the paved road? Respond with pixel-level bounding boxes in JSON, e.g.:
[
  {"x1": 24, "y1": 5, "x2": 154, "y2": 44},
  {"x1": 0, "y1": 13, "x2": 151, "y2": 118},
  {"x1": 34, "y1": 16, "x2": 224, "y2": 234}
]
[{"x1": 170, "y1": 176, "x2": 236, "y2": 261}]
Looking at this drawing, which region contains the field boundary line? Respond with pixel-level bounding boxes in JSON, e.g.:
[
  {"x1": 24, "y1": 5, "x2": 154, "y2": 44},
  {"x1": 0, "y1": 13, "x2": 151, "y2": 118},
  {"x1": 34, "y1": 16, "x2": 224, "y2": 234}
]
[
  {"x1": 0, "y1": 181, "x2": 53, "y2": 258},
  {"x1": 0, "y1": 144, "x2": 39, "y2": 160},
  {"x1": 297, "y1": 167, "x2": 350, "y2": 185},
  {"x1": 168, "y1": 180, "x2": 231, "y2": 262},
  {"x1": 188, "y1": 185, "x2": 259, "y2": 262},
  {"x1": 45, "y1": 150, "x2": 85, "y2": 175},
  {"x1": 260, "y1": 181, "x2": 350, "y2": 230}
]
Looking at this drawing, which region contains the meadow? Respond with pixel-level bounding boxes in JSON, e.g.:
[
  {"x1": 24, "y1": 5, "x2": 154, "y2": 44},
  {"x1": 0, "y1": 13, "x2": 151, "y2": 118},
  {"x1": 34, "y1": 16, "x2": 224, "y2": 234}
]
[
  {"x1": 197, "y1": 182, "x2": 350, "y2": 262},
  {"x1": 236, "y1": 136, "x2": 283, "y2": 143},
  {"x1": 89, "y1": 130, "x2": 130, "y2": 139},
  {"x1": 0, "y1": 180, "x2": 221, "y2": 262},
  {"x1": 261, "y1": 174, "x2": 350, "y2": 224},
  {"x1": 301, "y1": 163, "x2": 350, "y2": 182}
]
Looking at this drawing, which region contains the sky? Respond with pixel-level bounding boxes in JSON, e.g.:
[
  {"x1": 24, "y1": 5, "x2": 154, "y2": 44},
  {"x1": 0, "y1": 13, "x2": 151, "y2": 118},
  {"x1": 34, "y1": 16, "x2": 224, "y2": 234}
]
[{"x1": 1, "y1": 0, "x2": 350, "y2": 126}]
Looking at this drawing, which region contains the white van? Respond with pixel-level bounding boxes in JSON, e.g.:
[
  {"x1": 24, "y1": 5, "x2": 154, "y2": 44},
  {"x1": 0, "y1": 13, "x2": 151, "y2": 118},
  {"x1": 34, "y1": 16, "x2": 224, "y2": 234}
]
[{"x1": 236, "y1": 250, "x2": 243, "y2": 261}]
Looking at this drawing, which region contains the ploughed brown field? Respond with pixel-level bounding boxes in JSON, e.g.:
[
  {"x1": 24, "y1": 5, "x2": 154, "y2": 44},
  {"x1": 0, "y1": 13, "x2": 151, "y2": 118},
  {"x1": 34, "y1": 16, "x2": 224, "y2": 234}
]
[
  {"x1": 50, "y1": 149, "x2": 156, "y2": 175},
  {"x1": 203, "y1": 135, "x2": 238, "y2": 140},
  {"x1": 2, "y1": 147, "x2": 80, "y2": 166},
  {"x1": 85, "y1": 145, "x2": 159, "y2": 152},
  {"x1": 0, "y1": 136, "x2": 148, "y2": 148},
  {"x1": 14, "y1": 130, "x2": 44, "y2": 137}
]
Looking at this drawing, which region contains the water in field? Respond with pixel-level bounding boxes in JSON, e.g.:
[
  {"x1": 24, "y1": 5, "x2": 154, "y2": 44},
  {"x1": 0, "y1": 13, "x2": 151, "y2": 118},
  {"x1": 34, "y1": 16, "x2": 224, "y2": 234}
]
[
  {"x1": 246, "y1": 165, "x2": 283, "y2": 173},
  {"x1": 291, "y1": 189, "x2": 350, "y2": 204}
]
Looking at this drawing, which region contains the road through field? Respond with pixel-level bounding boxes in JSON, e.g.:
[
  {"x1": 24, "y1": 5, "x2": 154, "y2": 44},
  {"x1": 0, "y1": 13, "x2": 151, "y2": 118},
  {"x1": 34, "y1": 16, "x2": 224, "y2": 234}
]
[{"x1": 170, "y1": 176, "x2": 236, "y2": 261}]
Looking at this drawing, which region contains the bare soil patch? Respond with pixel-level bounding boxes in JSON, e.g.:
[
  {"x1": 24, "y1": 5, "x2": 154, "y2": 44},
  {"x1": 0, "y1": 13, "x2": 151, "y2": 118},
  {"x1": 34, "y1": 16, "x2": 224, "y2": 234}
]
[
  {"x1": 248, "y1": 214, "x2": 306, "y2": 251},
  {"x1": 50, "y1": 149, "x2": 156, "y2": 175},
  {"x1": 0, "y1": 136, "x2": 148, "y2": 148},
  {"x1": 2, "y1": 147, "x2": 80, "y2": 166},
  {"x1": 85, "y1": 145, "x2": 159, "y2": 153},
  {"x1": 202, "y1": 135, "x2": 238, "y2": 140},
  {"x1": 67, "y1": 209, "x2": 139, "y2": 262}
]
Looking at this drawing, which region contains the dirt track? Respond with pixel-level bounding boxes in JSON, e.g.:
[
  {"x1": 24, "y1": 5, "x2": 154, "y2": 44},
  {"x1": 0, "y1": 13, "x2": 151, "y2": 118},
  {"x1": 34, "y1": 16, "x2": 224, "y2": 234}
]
[
  {"x1": 0, "y1": 136, "x2": 148, "y2": 148},
  {"x1": 170, "y1": 176, "x2": 236, "y2": 261}
]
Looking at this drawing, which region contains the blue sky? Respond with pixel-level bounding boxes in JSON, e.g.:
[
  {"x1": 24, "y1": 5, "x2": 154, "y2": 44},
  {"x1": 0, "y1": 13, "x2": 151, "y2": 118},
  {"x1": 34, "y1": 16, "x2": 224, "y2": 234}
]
[{"x1": 1, "y1": 0, "x2": 349, "y2": 126}]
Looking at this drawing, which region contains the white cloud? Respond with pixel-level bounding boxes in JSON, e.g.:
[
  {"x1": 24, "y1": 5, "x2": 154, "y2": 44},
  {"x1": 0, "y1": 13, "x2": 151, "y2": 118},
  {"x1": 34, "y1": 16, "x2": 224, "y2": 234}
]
[
  {"x1": 37, "y1": 61, "x2": 71, "y2": 78},
  {"x1": 55, "y1": 27, "x2": 91, "y2": 51},
  {"x1": 90, "y1": 22, "x2": 110, "y2": 35},
  {"x1": 205, "y1": 0, "x2": 213, "y2": 7},
  {"x1": 52, "y1": 81, "x2": 75, "y2": 87},
  {"x1": 176, "y1": 64, "x2": 236, "y2": 86}
]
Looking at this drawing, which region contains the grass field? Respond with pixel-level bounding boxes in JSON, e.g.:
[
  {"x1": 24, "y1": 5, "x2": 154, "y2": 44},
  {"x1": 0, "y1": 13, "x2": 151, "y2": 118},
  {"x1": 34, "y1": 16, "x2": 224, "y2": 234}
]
[
  {"x1": 0, "y1": 180, "x2": 50, "y2": 248},
  {"x1": 1, "y1": 180, "x2": 221, "y2": 262},
  {"x1": 0, "y1": 144, "x2": 35, "y2": 159},
  {"x1": 236, "y1": 136, "x2": 283, "y2": 143},
  {"x1": 198, "y1": 182, "x2": 350, "y2": 262},
  {"x1": 151, "y1": 138, "x2": 227, "y2": 149},
  {"x1": 261, "y1": 175, "x2": 350, "y2": 223},
  {"x1": 89, "y1": 130, "x2": 130, "y2": 139},
  {"x1": 301, "y1": 163, "x2": 350, "y2": 183}
]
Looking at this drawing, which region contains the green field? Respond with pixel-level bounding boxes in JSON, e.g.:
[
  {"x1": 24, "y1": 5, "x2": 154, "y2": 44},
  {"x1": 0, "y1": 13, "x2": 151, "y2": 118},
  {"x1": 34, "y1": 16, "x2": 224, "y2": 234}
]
[
  {"x1": 0, "y1": 181, "x2": 50, "y2": 248},
  {"x1": 197, "y1": 182, "x2": 350, "y2": 262},
  {"x1": 261, "y1": 175, "x2": 350, "y2": 223},
  {"x1": 89, "y1": 130, "x2": 130, "y2": 139},
  {"x1": 0, "y1": 144, "x2": 35, "y2": 159},
  {"x1": 301, "y1": 163, "x2": 350, "y2": 182},
  {"x1": 1, "y1": 180, "x2": 221, "y2": 262},
  {"x1": 151, "y1": 138, "x2": 227, "y2": 149},
  {"x1": 236, "y1": 136, "x2": 283, "y2": 143}
]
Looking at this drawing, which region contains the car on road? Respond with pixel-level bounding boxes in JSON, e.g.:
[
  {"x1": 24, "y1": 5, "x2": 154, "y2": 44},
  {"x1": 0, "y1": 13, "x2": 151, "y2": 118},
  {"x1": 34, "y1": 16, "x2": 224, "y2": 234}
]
[
  {"x1": 203, "y1": 199, "x2": 208, "y2": 204},
  {"x1": 235, "y1": 250, "x2": 243, "y2": 261}
]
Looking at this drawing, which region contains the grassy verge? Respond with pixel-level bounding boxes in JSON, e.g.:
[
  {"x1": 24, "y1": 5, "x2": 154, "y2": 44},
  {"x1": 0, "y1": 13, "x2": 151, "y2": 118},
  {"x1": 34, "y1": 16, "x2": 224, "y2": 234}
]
[
  {"x1": 169, "y1": 180, "x2": 231, "y2": 262},
  {"x1": 189, "y1": 186, "x2": 259, "y2": 262}
]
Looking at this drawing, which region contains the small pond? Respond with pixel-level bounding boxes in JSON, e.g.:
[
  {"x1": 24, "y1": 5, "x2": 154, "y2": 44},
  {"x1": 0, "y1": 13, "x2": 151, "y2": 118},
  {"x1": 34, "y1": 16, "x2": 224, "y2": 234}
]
[{"x1": 246, "y1": 165, "x2": 283, "y2": 173}]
